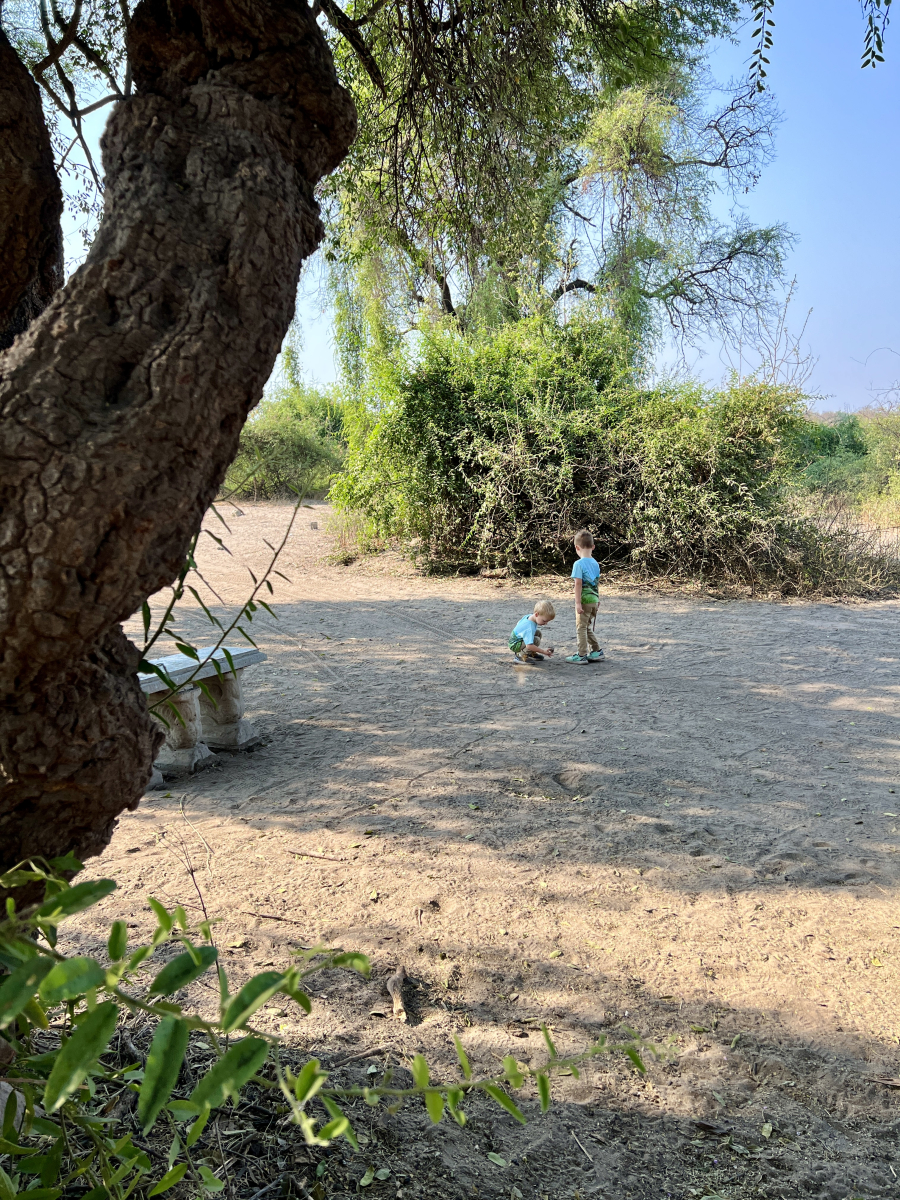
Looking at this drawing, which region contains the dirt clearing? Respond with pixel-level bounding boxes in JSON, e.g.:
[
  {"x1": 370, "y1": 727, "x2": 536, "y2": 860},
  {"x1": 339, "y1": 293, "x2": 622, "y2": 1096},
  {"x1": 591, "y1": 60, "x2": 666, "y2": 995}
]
[{"x1": 67, "y1": 502, "x2": 900, "y2": 1200}]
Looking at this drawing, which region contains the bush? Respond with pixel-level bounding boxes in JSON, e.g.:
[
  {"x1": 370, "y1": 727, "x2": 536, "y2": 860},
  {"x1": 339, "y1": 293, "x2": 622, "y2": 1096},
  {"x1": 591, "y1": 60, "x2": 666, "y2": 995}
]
[
  {"x1": 224, "y1": 383, "x2": 346, "y2": 500},
  {"x1": 793, "y1": 413, "x2": 872, "y2": 495},
  {"x1": 333, "y1": 317, "x2": 888, "y2": 591}
]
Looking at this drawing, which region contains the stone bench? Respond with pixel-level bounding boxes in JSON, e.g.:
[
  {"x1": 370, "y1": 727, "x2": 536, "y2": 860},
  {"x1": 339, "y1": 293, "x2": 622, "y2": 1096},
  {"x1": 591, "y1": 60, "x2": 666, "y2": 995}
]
[{"x1": 139, "y1": 645, "x2": 267, "y2": 776}]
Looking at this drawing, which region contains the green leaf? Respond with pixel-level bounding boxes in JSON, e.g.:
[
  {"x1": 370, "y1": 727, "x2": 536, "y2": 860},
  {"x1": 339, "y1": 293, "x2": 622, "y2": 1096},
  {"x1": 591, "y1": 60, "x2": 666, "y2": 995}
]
[
  {"x1": 197, "y1": 1166, "x2": 224, "y2": 1193},
  {"x1": 107, "y1": 922, "x2": 128, "y2": 962},
  {"x1": 148, "y1": 946, "x2": 218, "y2": 996},
  {"x1": 285, "y1": 987, "x2": 311, "y2": 1014},
  {"x1": 2, "y1": 1091, "x2": 17, "y2": 1140},
  {"x1": 127, "y1": 946, "x2": 153, "y2": 971},
  {"x1": 322, "y1": 1097, "x2": 357, "y2": 1149},
  {"x1": 317, "y1": 1115, "x2": 349, "y2": 1143},
  {"x1": 186, "y1": 1109, "x2": 210, "y2": 1148},
  {"x1": 375, "y1": 1169, "x2": 391, "y2": 1180},
  {"x1": 453, "y1": 1036, "x2": 472, "y2": 1081},
  {"x1": 166, "y1": 1100, "x2": 199, "y2": 1122},
  {"x1": 39, "y1": 957, "x2": 106, "y2": 1006},
  {"x1": 0, "y1": 956, "x2": 55, "y2": 1029},
  {"x1": 148, "y1": 1164, "x2": 188, "y2": 1196},
  {"x1": 424, "y1": 1091, "x2": 445, "y2": 1124},
  {"x1": 486, "y1": 1152, "x2": 507, "y2": 1167},
  {"x1": 293, "y1": 1059, "x2": 326, "y2": 1104},
  {"x1": 502, "y1": 1055, "x2": 524, "y2": 1088},
  {"x1": 221, "y1": 972, "x2": 285, "y2": 1033},
  {"x1": 36, "y1": 880, "x2": 116, "y2": 921},
  {"x1": 359, "y1": 1167, "x2": 375, "y2": 1187},
  {"x1": 411, "y1": 1053, "x2": 429, "y2": 1088},
  {"x1": 481, "y1": 1084, "x2": 526, "y2": 1125},
  {"x1": 188, "y1": 1037, "x2": 268, "y2": 1113},
  {"x1": 536, "y1": 1072, "x2": 551, "y2": 1113},
  {"x1": 147, "y1": 898, "x2": 173, "y2": 935},
  {"x1": 47, "y1": 853, "x2": 83, "y2": 875},
  {"x1": 23, "y1": 997, "x2": 48, "y2": 1030},
  {"x1": 29, "y1": 1119, "x2": 61, "y2": 1140},
  {"x1": 540, "y1": 1023, "x2": 557, "y2": 1058},
  {"x1": 624, "y1": 1045, "x2": 645, "y2": 1073},
  {"x1": 39, "y1": 1134, "x2": 63, "y2": 1186},
  {"x1": 44, "y1": 1001, "x2": 118, "y2": 1112},
  {"x1": 328, "y1": 952, "x2": 370, "y2": 976},
  {"x1": 0, "y1": 1165, "x2": 17, "y2": 1200},
  {"x1": 0, "y1": 1137, "x2": 31, "y2": 1155},
  {"x1": 138, "y1": 1017, "x2": 190, "y2": 1133}
]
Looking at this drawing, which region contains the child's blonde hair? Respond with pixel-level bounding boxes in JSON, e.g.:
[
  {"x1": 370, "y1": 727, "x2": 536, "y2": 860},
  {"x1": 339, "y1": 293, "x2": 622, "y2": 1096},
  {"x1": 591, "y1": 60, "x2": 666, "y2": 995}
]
[
  {"x1": 534, "y1": 599, "x2": 556, "y2": 619},
  {"x1": 574, "y1": 528, "x2": 594, "y2": 549}
]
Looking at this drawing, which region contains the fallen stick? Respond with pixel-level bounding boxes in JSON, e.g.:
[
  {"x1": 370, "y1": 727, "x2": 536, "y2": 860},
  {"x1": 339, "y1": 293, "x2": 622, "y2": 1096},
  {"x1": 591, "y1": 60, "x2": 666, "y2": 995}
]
[
  {"x1": 287, "y1": 849, "x2": 345, "y2": 862},
  {"x1": 386, "y1": 965, "x2": 409, "y2": 1022},
  {"x1": 240, "y1": 910, "x2": 307, "y2": 928},
  {"x1": 331, "y1": 1045, "x2": 390, "y2": 1067}
]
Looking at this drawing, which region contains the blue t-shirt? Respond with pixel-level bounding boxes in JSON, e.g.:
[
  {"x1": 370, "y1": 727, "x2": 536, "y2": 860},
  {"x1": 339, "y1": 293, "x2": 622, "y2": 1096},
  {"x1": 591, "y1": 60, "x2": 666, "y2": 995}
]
[
  {"x1": 510, "y1": 614, "x2": 538, "y2": 649},
  {"x1": 571, "y1": 556, "x2": 601, "y2": 603}
]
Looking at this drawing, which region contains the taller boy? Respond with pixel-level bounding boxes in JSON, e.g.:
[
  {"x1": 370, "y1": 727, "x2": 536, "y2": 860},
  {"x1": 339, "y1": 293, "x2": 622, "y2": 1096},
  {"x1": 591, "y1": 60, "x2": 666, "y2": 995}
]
[{"x1": 566, "y1": 529, "x2": 604, "y2": 665}]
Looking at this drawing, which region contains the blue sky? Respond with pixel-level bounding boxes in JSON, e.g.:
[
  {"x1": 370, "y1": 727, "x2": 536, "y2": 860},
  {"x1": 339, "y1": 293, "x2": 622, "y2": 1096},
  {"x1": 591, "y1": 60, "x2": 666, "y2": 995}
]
[{"x1": 63, "y1": 2, "x2": 900, "y2": 410}]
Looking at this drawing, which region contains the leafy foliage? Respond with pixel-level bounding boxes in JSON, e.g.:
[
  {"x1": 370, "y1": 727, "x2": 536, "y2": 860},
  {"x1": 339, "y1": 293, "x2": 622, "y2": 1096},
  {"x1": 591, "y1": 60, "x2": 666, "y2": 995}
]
[
  {"x1": 0, "y1": 862, "x2": 650, "y2": 1200},
  {"x1": 332, "y1": 316, "x2": 896, "y2": 593},
  {"x1": 223, "y1": 383, "x2": 347, "y2": 501}
]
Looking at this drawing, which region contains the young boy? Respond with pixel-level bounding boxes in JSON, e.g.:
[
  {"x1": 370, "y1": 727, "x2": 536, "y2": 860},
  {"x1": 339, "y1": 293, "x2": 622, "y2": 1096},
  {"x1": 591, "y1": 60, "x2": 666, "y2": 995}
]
[
  {"x1": 566, "y1": 529, "x2": 604, "y2": 665},
  {"x1": 508, "y1": 600, "x2": 556, "y2": 663}
]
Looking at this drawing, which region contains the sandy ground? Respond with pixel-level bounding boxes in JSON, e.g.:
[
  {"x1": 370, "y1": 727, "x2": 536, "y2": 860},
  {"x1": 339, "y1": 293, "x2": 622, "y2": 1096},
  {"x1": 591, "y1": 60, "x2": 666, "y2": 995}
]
[{"x1": 65, "y1": 501, "x2": 900, "y2": 1200}]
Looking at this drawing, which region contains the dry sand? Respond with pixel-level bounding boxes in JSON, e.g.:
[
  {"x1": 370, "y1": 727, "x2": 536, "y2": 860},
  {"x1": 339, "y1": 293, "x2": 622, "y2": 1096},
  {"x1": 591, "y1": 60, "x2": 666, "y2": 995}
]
[{"x1": 65, "y1": 501, "x2": 900, "y2": 1200}]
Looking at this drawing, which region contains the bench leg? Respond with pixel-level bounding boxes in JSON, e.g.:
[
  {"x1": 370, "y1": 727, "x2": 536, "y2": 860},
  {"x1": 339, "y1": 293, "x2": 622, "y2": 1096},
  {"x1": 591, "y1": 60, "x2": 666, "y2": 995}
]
[
  {"x1": 197, "y1": 668, "x2": 261, "y2": 751},
  {"x1": 150, "y1": 685, "x2": 217, "y2": 775}
]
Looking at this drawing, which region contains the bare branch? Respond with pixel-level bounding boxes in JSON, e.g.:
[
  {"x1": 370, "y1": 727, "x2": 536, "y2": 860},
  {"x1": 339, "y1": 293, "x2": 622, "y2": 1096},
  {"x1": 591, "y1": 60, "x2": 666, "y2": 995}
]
[
  {"x1": 552, "y1": 278, "x2": 596, "y2": 301},
  {"x1": 318, "y1": 0, "x2": 385, "y2": 93}
]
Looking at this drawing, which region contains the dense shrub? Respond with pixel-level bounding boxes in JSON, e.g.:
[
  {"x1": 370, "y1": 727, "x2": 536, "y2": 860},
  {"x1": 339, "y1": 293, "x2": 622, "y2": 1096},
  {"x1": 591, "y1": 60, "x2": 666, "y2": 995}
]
[
  {"x1": 332, "y1": 318, "x2": 898, "y2": 592},
  {"x1": 224, "y1": 383, "x2": 346, "y2": 499}
]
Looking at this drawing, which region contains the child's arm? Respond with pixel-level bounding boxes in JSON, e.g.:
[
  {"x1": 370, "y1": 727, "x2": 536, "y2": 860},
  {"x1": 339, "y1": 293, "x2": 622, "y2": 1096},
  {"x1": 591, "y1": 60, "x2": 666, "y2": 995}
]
[
  {"x1": 524, "y1": 641, "x2": 554, "y2": 658},
  {"x1": 574, "y1": 577, "x2": 584, "y2": 614}
]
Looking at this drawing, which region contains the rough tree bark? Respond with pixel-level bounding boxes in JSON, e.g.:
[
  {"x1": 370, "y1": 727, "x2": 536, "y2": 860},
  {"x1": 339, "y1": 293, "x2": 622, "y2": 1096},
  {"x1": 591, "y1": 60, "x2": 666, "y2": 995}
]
[
  {"x1": 0, "y1": 0, "x2": 356, "y2": 881},
  {"x1": 0, "y1": 28, "x2": 64, "y2": 351}
]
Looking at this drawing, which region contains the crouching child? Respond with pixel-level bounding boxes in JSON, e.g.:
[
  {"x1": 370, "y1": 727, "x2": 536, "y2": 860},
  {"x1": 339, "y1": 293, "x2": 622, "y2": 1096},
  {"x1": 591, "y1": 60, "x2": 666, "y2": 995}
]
[{"x1": 508, "y1": 600, "x2": 556, "y2": 663}]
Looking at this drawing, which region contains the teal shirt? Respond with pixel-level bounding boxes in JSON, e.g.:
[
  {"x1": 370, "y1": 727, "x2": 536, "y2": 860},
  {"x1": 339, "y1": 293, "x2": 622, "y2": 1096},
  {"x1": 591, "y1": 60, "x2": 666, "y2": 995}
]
[{"x1": 571, "y1": 556, "x2": 600, "y2": 604}]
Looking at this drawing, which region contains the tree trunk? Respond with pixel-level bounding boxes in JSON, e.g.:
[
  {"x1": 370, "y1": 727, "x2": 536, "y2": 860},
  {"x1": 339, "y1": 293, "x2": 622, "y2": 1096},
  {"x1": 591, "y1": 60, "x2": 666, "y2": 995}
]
[
  {"x1": 0, "y1": 0, "x2": 356, "y2": 883},
  {"x1": 0, "y1": 28, "x2": 64, "y2": 351}
]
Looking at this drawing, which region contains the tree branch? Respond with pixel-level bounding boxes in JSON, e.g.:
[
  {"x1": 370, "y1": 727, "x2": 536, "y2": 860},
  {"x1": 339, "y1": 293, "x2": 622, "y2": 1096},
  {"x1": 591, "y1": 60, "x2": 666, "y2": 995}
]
[{"x1": 552, "y1": 278, "x2": 596, "y2": 301}]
